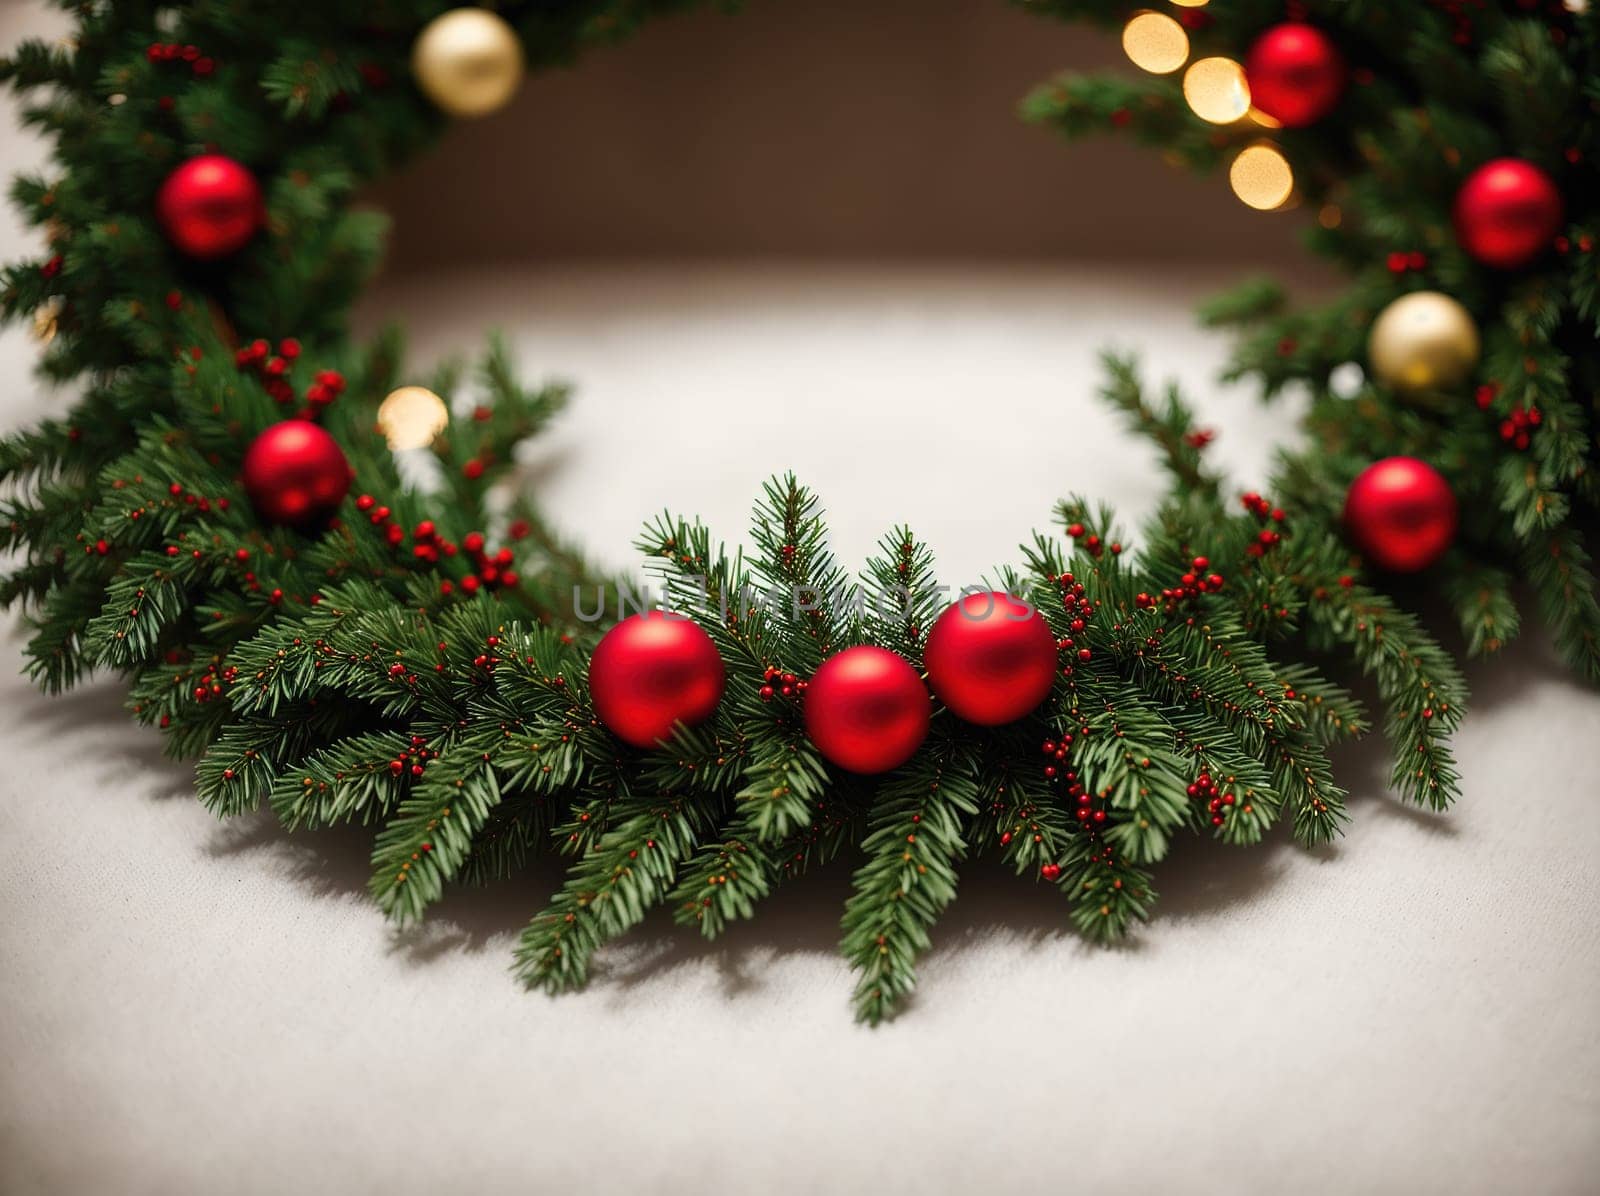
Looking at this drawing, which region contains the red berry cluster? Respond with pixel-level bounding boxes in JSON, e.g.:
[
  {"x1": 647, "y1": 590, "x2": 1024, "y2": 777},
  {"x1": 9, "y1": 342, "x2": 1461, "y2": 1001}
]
[
  {"x1": 1183, "y1": 427, "x2": 1216, "y2": 450},
  {"x1": 453, "y1": 531, "x2": 518, "y2": 595},
  {"x1": 1038, "y1": 740, "x2": 1107, "y2": 827},
  {"x1": 1188, "y1": 767, "x2": 1226, "y2": 827},
  {"x1": 1135, "y1": 555, "x2": 1225, "y2": 614},
  {"x1": 1039, "y1": 734, "x2": 1073, "y2": 781},
  {"x1": 304, "y1": 369, "x2": 345, "y2": 409},
  {"x1": 1191, "y1": 767, "x2": 1256, "y2": 829},
  {"x1": 472, "y1": 635, "x2": 503, "y2": 674},
  {"x1": 165, "y1": 480, "x2": 229, "y2": 518},
  {"x1": 758, "y1": 665, "x2": 807, "y2": 702},
  {"x1": 354, "y1": 494, "x2": 406, "y2": 550},
  {"x1": 388, "y1": 734, "x2": 437, "y2": 779},
  {"x1": 410, "y1": 520, "x2": 449, "y2": 565},
  {"x1": 1069, "y1": 774, "x2": 1106, "y2": 826},
  {"x1": 1048, "y1": 570, "x2": 1097, "y2": 667},
  {"x1": 1497, "y1": 403, "x2": 1541, "y2": 451},
  {"x1": 349, "y1": 497, "x2": 521, "y2": 596},
  {"x1": 1386, "y1": 250, "x2": 1429, "y2": 274},
  {"x1": 1554, "y1": 233, "x2": 1595, "y2": 255},
  {"x1": 234, "y1": 547, "x2": 274, "y2": 598},
  {"x1": 1476, "y1": 382, "x2": 1541, "y2": 451},
  {"x1": 1082, "y1": 832, "x2": 1122, "y2": 876},
  {"x1": 1239, "y1": 492, "x2": 1286, "y2": 558},
  {"x1": 145, "y1": 42, "x2": 216, "y2": 76},
  {"x1": 234, "y1": 337, "x2": 345, "y2": 415},
  {"x1": 191, "y1": 661, "x2": 239, "y2": 705},
  {"x1": 1063, "y1": 522, "x2": 1122, "y2": 559}
]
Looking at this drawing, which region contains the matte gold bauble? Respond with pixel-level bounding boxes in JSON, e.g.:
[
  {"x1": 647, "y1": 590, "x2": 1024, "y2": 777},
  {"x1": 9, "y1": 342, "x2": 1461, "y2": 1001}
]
[
  {"x1": 1367, "y1": 291, "x2": 1480, "y2": 397},
  {"x1": 411, "y1": 9, "x2": 525, "y2": 119}
]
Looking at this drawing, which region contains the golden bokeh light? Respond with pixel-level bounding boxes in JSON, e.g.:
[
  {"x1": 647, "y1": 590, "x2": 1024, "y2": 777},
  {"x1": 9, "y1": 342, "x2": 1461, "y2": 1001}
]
[
  {"x1": 377, "y1": 386, "x2": 450, "y2": 451},
  {"x1": 32, "y1": 299, "x2": 61, "y2": 345},
  {"x1": 1169, "y1": 0, "x2": 1209, "y2": 6},
  {"x1": 1229, "y1": 143, "x2": 1295, "y2": 210},
  {"x1": 1182, "y1": 58, "x2": 1250, "y2": 124},
  {"x1": 1248, "y1": 106, "x2": 1283, "y2": 129},
  {"x1": 1121, "y1": 12, "x2": 1189, "y2": 75}
]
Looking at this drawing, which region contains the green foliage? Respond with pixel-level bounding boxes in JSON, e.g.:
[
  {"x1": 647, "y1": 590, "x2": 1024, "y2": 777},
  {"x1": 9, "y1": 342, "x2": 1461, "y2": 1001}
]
[{"x1": 2, "y1": 0, "x2": 1593, "y2": 1022}]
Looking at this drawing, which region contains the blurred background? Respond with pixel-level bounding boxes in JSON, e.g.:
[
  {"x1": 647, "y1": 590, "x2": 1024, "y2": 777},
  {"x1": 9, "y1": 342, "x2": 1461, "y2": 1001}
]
[{"x1": 370, "y1": 0, "x2": 1326, "y2": 273}]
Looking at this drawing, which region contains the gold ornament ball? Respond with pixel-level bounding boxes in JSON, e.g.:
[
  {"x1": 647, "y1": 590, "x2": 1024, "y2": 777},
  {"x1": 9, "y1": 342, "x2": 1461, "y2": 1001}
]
[
  {"x1": 1367, "y1": 291, "x2": 1481, "y2": 397},
  {"x1": 378, "y1": 386, "x2": 450, "y2": 450},
  {"x1": 412, "y1": 8, "x2": 525, "y2": 119}
]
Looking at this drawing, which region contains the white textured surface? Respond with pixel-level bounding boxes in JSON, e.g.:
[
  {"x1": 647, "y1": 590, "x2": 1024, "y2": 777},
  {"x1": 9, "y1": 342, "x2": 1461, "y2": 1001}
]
[{"x1": 4, "y1": 10, "x2": 1600, "y2": 1196}]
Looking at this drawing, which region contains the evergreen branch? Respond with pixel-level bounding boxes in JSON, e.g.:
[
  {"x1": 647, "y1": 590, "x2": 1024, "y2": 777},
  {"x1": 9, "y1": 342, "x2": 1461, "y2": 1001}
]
[
  {"x1": 671, "y1": 791, "x2": 861, "y2": 938},
  {"x1": 841, "y1": 743, "x2": 981, "y2": 1024},
  {"x1": 514, "y1": 791, "x2": 726, "y2": 992}
]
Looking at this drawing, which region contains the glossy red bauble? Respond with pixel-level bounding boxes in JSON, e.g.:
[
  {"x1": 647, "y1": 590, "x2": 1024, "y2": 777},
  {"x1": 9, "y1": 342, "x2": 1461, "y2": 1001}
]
[
  {"x1": 1342, "y1": 457, "x2": 1458, "y2": 573},
  {"x1": 1453, "y1": 158, "x2": 1564, "y2": 271},
  {"x1": 1244, "y1": 23, "x2": 1347, "y2": 128},
  {"x1": 156, "y1": 154, "x2": 264, "y2": 259},
  {"x1": 589, "y1": 613, "x2": 725, "y2": 749},
  {"x1": 924, "y1": 590, "x2": 1057, "y2": 726},
  {"x1": 241, "y1": 420, "x2": 352, "y2": 527},
  {"x1": 804, "y1": 646, "x2": 929, "y2": 774}
]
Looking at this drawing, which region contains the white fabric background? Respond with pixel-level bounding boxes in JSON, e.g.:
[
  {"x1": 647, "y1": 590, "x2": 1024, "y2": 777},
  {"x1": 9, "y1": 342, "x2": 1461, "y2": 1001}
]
[{"x1": 3, "y1": 7, "x2": 1599, "y2": 1195}]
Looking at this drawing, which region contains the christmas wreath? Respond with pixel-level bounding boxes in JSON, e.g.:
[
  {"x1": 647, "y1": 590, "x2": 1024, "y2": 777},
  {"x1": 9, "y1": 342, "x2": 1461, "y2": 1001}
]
[{"x1": 1, "y1": 1, "x2": 1595, "y2": 1023}]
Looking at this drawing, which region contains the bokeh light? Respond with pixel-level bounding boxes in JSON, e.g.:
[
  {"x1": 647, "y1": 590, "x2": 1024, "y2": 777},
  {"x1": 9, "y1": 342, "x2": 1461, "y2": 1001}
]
[
  {"x1": 32, "y1": 300, "x2": 60, "y2": 345},
  {"x1": 1121, "y1": 12, "x2": 1189, "y2": 75},
  {"x1": 1229, "y1": 143, "x2": 1295, "y2": 210},
  {"x1": 1182, "y1": 58, "x2": 1250, "y2": 124},
  {"x1": 1328, "y1": 362, "x2": 1366, "y2": 399},
  {"x1": 377, "y1": 386, "x2": 451, "y2": 451}
]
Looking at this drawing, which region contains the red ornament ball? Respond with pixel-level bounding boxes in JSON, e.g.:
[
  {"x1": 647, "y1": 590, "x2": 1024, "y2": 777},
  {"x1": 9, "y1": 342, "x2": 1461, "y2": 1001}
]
[
  {"x1": 804, "y1": 646, "x2": 929, "y2": 774},
  {"x1": 241, "y1": 420, "x2": 352, "y2": 527},
  {"x1": 156, "y1": 154, "x2": 264, "y2": 259},
  {"x1": 1244, "y1": 23, "x2": 1347, "y2": 128},
  {"x1": 1342, "y1": 457, "x2": 1458, "y2": 573},
  {"x1": 924, "y1": 590, "x2": 1057, "y2": 726},
  {"x1": 589, "y1": 613, "x2": 725, "y2": 749},
  {"x1": 1453, "y1": 158, "x2": 1564, "y2": 270}
]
